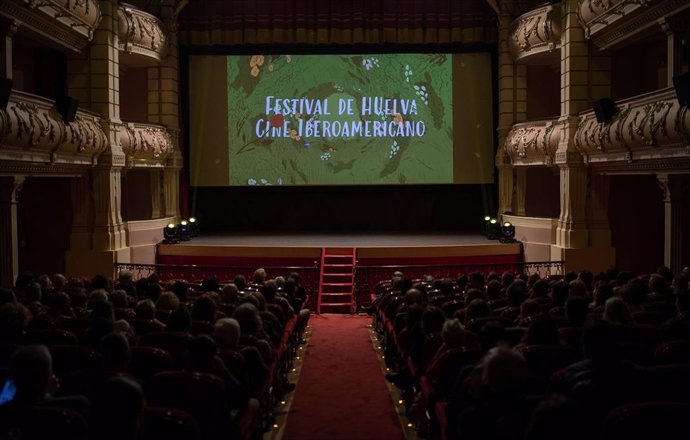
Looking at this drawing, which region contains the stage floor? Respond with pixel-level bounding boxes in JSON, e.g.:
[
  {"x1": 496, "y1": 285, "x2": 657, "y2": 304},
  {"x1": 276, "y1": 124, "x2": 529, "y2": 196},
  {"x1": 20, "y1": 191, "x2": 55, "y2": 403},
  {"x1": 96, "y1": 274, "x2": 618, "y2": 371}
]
[{"x1": 176, "y1": 231, "x2": 497, "y2": 247}]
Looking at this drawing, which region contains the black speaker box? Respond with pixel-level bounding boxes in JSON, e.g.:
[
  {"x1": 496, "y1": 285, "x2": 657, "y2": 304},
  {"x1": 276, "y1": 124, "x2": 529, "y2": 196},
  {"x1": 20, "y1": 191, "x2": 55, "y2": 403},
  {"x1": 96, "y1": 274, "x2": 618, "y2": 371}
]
[
  {"x1": 0, "y1": 77, "x2": 12, "y2": 111},
  {"x1": 56, "y1": 96, "x2": 79, "y2": 123},
  {"x1": 673, "y1": 72, "x2": 690, "y2": 107},
  {"x1": 592, "y1": 98, "x2": 616, "y2": 123}
]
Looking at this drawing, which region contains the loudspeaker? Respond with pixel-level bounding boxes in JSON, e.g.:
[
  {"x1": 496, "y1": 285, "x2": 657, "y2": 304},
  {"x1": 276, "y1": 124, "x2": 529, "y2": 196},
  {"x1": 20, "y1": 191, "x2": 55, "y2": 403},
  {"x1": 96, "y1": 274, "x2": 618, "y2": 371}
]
[
  {"x1": 592, "y1": 98, "x2": 616, "y2": 123},
  {"x1": 56, "y1": 96, "x2": 79, "y2": 123},
  {"x1": 0, "y1": 77, "x2": 11, "y2": 111},
  {"x1": 673, "y1": 72, "x2": 690, "y2": 107}
]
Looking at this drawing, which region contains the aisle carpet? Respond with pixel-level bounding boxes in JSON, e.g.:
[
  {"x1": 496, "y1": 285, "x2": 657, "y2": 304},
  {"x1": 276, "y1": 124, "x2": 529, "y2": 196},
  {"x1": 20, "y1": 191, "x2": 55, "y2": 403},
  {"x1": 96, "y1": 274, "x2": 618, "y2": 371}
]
[{"x1": 282, "y1": 314, "x2": 403, "y2": 440}]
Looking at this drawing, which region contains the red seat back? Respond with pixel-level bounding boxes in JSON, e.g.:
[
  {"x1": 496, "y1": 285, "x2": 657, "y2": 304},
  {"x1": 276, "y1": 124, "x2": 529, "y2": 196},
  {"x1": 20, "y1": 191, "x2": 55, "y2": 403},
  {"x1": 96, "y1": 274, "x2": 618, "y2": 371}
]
[
  {"x1": 145, "y1": 407, "x2": 200, "y2": 440},
  {"x1": 50, "y1": 345, "x2": 103, "y2": 378},
  {"x1": 128, "y1": 346, "x2": 175, "y2": 382},
  {"x1": 602, "y1": 402, "x2": 690, "y2": 439}
]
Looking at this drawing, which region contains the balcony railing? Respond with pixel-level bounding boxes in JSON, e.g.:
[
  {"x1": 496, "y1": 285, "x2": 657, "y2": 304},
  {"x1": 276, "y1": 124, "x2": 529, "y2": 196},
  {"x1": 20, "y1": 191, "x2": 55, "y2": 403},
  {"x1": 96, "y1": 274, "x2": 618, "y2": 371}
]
[
  {"x1": 577, "y1": 0, "x2": 689, "y2": 50},
  {"x1": 574, "y1": 87, "x2": 689, "y2": 162},
  {"x1": 505, "y1": 118, "x2": 562, "y2": 165},
  {"x1": 117, "y1": 3, "x2": 167, "y2": 62},
  {"x1": 509, "y1": 3, "x2": 561, "y2": 63},
  {"x1": 119, "y1": 121, "x2": 174, "y2": 165},
  {"x1": 2, "y1": 0, "x2": 101, "y2": 50},
  {"x1": 0, "y1": 90, "x2": 107, "y2": 165}
]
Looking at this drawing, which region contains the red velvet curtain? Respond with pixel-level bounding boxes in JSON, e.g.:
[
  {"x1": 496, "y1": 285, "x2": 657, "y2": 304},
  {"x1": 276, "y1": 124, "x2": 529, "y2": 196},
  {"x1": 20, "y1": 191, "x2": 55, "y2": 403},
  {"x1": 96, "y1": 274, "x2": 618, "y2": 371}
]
[{"x1": 177, "y1": 0, "x2": 497, "y2": 46}]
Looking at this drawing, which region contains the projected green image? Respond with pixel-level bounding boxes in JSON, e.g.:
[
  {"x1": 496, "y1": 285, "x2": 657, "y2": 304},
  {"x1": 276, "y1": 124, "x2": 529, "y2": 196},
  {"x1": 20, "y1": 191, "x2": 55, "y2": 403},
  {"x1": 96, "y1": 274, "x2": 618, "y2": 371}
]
[{"x1": 226, "y1": 54, "x2": 453, "y2": 185}]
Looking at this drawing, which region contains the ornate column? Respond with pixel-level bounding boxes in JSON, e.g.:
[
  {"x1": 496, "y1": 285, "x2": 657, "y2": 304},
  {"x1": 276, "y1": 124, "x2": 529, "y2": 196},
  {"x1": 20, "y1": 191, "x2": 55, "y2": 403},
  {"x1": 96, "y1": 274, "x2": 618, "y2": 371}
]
[
  {"x1": 587, "y1": 170, "x2": 612, "y2": 248},
  {"x1": 0, "y1": 176, "x2": 25, "y2": 288},
  {"x1": 659, "y1": 17, "x2": 688, "y2": 88},
  {"x1": 657, "y1": 174, "x2": 686, "y2": 273},
  {"x1": 0, "y1": 18, "x2": 19, "y2": 78},
  {"x1": 497, "y1": 0, "x2": 526, "y2": 215},
  {"x1": 66, "y1": 0, "x2": 128, "y2": 277},
  {"x1": 150, "y1": 0, "x2": 181, "y2": 220}
]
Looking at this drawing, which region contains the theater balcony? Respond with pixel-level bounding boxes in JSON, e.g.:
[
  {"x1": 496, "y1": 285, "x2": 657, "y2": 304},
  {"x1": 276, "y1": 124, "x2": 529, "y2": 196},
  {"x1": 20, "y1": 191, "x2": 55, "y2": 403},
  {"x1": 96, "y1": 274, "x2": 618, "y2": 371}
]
[
  {"x1": 574, "y1": 87, "x2": 690, "y2": 172},
  {"x1": 0, "y1": 90, "x2": 108, "y2": 172},
  {"x1": 0, "y1": 0, "x2": 101, "y2": 51},
  {"x1": 119, "y1": 121, "x2": 174, "y2": 167},
  {"x1": 578, "y1": 0, "x2": 690, "y2": 50},
  {"x1": 117, "y1": 3, "x2": 167, "y2": 66},
  {"x1": 505, "y1": 118, "x2": 562, "y2": 166},
  {"x1": 509, "y1": 2, "x2": 561, "y2": 65}
]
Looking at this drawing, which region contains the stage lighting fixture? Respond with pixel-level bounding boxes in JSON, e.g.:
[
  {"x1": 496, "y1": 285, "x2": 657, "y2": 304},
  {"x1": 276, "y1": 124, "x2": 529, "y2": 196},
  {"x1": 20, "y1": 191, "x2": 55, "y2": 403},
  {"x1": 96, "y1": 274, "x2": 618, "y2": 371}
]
[
  {"x1": 178, "y1": 220, "x2": 191, "y2": 241},
  {"x1": 163, "y1": 223, "x2": 178, "y2": 244},
  {"x1": 499, "y1": 222, "x2": 516, "y2": 243},
  {"x1": 486, "y1": 218, "x2": 500, "y2": 240},
  {"x1": 481, "y1": 215, "x2": 491, "y2": 235},
  {"x1": 188, "y1": 217, "x2": 199, "y2": 237}
]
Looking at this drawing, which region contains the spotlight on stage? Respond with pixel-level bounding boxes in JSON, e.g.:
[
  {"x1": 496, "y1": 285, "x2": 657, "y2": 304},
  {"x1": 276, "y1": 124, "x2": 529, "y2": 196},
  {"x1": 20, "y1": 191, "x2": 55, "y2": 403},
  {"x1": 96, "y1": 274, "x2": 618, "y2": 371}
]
[
  {"x1": 486, "y1": 218, "x2": 500, "y2": 240},
  {"x1": 163, "y1": 223, "x2": 178, "y2": 244},
  {"x1": 499, "y1": 222, "x2": 516, "y2": 243},
  {"x1": 188, "y1": 217, "x2": 199, "y2": 237},
  {"x1": 481, "y1": 216, "x2": 491, "y2": 235},
  {"x1": 178, "y1": 220, "x2": 191, "y2": 241}
]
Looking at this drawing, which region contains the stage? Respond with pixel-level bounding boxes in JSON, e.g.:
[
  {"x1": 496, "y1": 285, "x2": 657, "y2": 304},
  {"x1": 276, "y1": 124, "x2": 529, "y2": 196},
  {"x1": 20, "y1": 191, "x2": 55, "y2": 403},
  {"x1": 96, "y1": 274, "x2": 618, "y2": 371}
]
[{"x1": 157, "y1": 231, "x2": 522, "y2": 265}]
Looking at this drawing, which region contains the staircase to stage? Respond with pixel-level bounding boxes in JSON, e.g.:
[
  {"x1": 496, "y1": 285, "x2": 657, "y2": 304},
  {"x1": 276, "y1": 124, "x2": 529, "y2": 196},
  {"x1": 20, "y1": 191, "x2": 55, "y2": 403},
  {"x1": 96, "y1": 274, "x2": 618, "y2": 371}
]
[{"x1": 317, "y1": 247, "x2": 356, "y2": 314}]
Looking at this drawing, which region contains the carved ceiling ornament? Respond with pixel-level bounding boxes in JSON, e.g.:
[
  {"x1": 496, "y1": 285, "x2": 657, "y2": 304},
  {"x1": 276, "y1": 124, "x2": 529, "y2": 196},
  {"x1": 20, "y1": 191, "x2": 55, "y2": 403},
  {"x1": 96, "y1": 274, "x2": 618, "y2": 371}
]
[{"x1": 509, "y1": 4, "x2": 561, "y2": 62}]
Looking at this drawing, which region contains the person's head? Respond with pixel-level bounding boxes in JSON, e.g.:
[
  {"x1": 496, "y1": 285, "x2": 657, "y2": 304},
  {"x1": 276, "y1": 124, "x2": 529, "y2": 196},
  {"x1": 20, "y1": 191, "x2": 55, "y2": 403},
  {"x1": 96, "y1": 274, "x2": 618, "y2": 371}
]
[
  {"x1": 36, "y1": 274, "x2": 53, "y2": 292},
  {"x1": 657, "y1": 265, "x2": 674, "y2": 283},
  {"x1": 191, "y1": 294, "x2": 218, "y2": 323},
  {"x1": 253, "y1": 268, "x2": 267, "y2": 285},
  {"x1": 214, "y1": 318, "x2": 241, "y2": 349},
  {"x1": 550, "y1": 281, "x2": 569, "y2": 306},
  {"x1": 421, "y1": 306, "x2": 445, "y2": 334},
  {"x1": 109, "y1": 289, "x2": 128, "y2": 308},
  {"x1": 260, "y1": 284, "x2": 276, "y2": 303},
  {"x1": 486, "y1": 280, "x2": 502, "y2": 300},
  {"x1": 465, "y1": 288, "x2": 485, "y2": 303},
  {"x1": 519, "y1": 299, "x2": 541, "y2": 319},
  {"x1": 156, "y1": 291, "x2": 180, "y2": 311},
  {"x1": 47, "y1": 291, "x2": 71, "y2": 314},
  {"x1": 91, "y1": 377, "x2": 145, "y2": 440},
  {"x1": 649, "y1": 273, "x2": 667, "y2": 294},
  {"x1": 24, "y1": 282, "x2": 42, "y2": 303},
  {"x1": 506, "y1": 280, "x2": 527, "y2": 307},
  {"x1": 565, "y1": 295, "x2": 590, "y2": 327},
  {"x1": 615, "y1": 271, "x2": 633, "y2": 287},
  {"x1": 50, "y1": 273, "x2": 67, "y2": 292},
  {"x1": 592, "y1": 283, "x2": 614, "y2": 307},
  {"x1": 188, "y1": 334, "x2": 218, "y2": 369},
  {"x1": 233, "y1": 274, "x2": 247, "y2": 291},
  {"x1": 524, "y1": 314, "x2": 560, "y2": 345},
  {"x1": 200, "y1": 276, "x2": 220, "y2": 293},
  {"x1": 89, "y1": 274, "x2": 111, "y2": 293},
  {"x1": 232, "y1": 302, "x2": 262, "y2": 336},
  {"x1": 100, "y1": 332, "x2": 130, "y2": 372},
  {"x1": 0, "y1": 288, "x2": 16, "y2": 306},
  {"x1": 172, "y1": 280, "x2": 189, "y2": 302},
  {"x1": 221, "y1": 283, "x2": 240, "y2": 304},
  {"x1": 117, "y1": 269, "x2": 133, "y2": 284},
  {"x1": 619, "y1": 280, "x2": 647, "y2": 307},
  {"x1": 530, "y1": 278, "x2": 549, "y2": 298},
  {"x1": 405, "y1": 288, "x2": 423, "y2": 306},
  {"x1": 465, "y1": 298, "x2": 492, "y2": 323},
  {"x1": 135, "y1": 299, "x2": 156, "y2": 320},
  {"x1": 568, "y1": 280, "x2": 587, "y2": 297},
  {"x1": 439, "y1": 280, "x2": 455, "y2": 296},
  {"x1": 481, "y1": 347, "x2": 528, "y2": 398},
  {"x1": 479, "y1": 320, "x2": 509, "y2": 352},
  {"x1": 563, "y1": 272, "x2": 578, "y2": 284},
  {"x1": 577, "y1": 270, "x2": 594, "y2": 291},
  {"x1": 468, "y1": 272, "x2": 485, "y2": 290},
  {"x1": 405, "y1": 303, "x2": 424, "y2": 328},
  {"x1": 144, "y1": 282, "x2": 162, "y2": 302},
  {"x1": 88, "y1": 288, "x2": 109, "y2": 309},
  {"x1": 582, "y1": 320, "x2": 623, "y2": 362},
  {"x1": 442, "y1": 318, "x2": 465, "y2": 348},
  {"x1": 603, "y1": 296, "x2": 632, "y2": 325},
  {"x1": 167, "y1": 305, "x2": 191, "y2": 332},
  {"x1": 10, "y1": 344, "x2": 55, "y2": 403},
  {"x1": 500, "y1": 272, "x2": 515, "y2": 288},
  {"x1": 91, "y1": 299, "x2": 114, "y2": 321},
  {"x1": 676, "y1": 289, "x2": 690, "y2": 313}
]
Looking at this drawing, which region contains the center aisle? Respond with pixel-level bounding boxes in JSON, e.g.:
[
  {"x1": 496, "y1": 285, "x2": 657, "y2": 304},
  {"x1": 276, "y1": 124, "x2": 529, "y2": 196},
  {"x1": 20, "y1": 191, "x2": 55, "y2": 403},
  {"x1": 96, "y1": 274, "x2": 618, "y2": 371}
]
[{"x1": 282, "y1": 314, "x2": 404, "y2": 440}]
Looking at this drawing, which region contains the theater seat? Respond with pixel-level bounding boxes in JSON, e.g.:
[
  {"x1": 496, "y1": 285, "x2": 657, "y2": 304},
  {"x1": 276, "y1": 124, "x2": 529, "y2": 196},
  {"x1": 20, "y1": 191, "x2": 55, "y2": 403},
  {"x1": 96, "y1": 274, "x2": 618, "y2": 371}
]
[
  {"x1": 58, "y1": 370, "x2": 126, "y2": 401},
  {"x1": 145, "y1": 407, "x2": 200, "y2": 440},
  {"x1": 654, "y1": 340, "x2": 690, "y2": 365},
  {"x1": 49, "y1": 345, "x2": 103, "y2": 378},
  {"x1": 139, "y1": 332, "x2": 192, "y2": 367},
  {"x1": 647, "y1": 364, "x2": 690, "y2": 404},
  {"x1": 26, "y1": 329, "x2": 79, "y2": 346},
  {"x1": 602, "y1": 402, "x2": 690, "y2": 440},
  {"x1": 517, "y1": 344, "x2": 579, "y2": 394},
  {"x1": 16, "y1": 406, "x2": 89, "y2": 440},
  {"x1": 148, "y1": 371, "x2": 234, "y2": 440},
  {"x1": 128, "y1": 346, "x2": 175, "y2": 382},
  {"x1": 0, "y1": 342, "x2": 19, "y2": 367}
]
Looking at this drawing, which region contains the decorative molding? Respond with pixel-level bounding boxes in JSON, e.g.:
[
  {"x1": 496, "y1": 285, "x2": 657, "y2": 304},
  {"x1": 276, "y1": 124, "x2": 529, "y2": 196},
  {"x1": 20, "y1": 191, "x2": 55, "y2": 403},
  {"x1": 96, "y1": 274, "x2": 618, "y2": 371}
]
[
  {"x1": 509, "y1": 3, "x2": 561, "y2": 63},
  {"x1": 577, "y1": 0, "x2": 690, "y2": 50},
  {"x1": 117, "y1": 3, "x2": 167, "y2": 62},
  {"x1": 505, "y1": 118, "x2": 562, "y2": 166},
  {"x1": 119, "y1": 121, "x2": 174, "y2": 166},
  {"x1": 0, "y1": 90, "x2": 108, "y2": 168},
  {"x1": 574, "y1": 87, "x2": 690, "y2": 165},
  {"x1": 1, "y1": 0, "x2": 101, "y2": 51}
]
